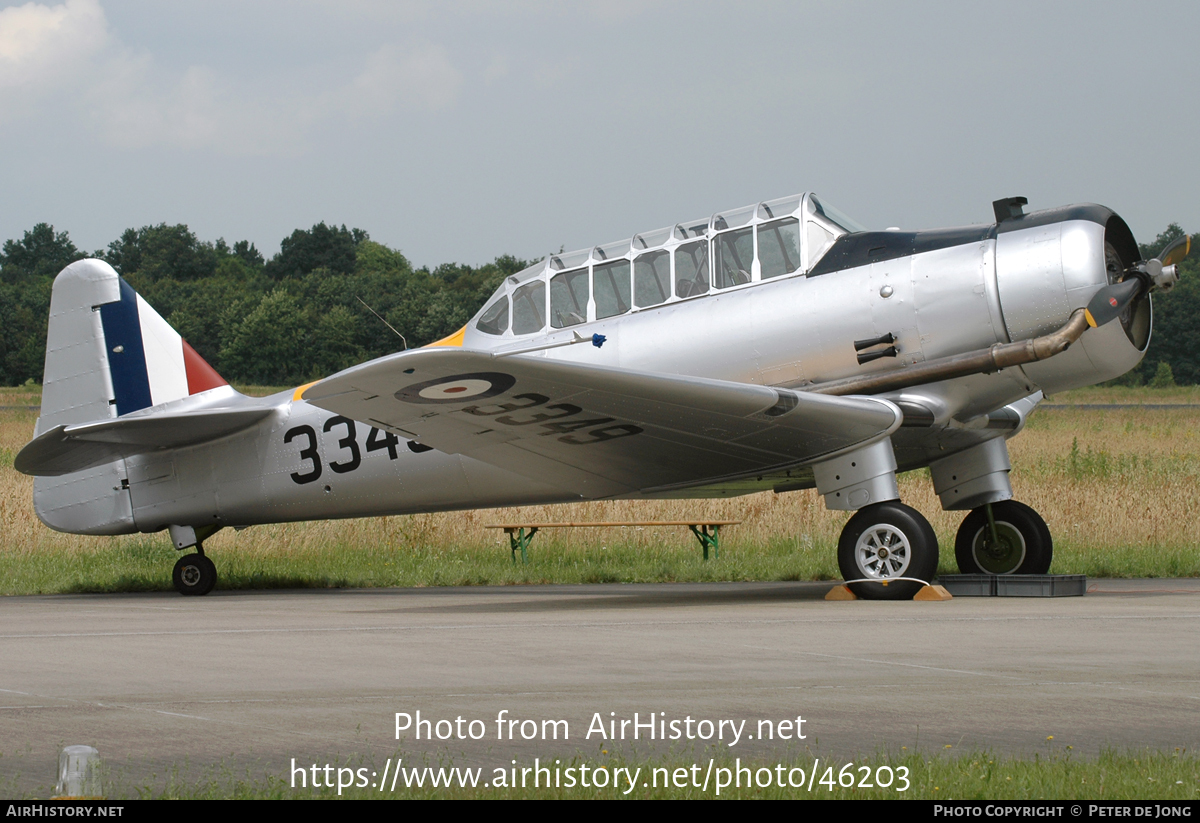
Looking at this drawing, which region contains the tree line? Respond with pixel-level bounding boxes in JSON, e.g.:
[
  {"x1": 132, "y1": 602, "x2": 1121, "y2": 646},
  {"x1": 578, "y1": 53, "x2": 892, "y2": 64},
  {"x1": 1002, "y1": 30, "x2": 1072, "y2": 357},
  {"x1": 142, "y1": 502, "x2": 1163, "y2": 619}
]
[
  {"x1": 0, "y1": 220, "x2": 1196, "y2": 388},
  {"x1": 0, "y1": 222, "x2": 526, "y2": 386}
]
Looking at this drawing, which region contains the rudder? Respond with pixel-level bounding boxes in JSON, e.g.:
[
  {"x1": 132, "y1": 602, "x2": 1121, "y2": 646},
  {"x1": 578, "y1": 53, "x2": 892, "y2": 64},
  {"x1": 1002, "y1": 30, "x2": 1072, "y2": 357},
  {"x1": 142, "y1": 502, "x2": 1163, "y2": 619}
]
[{"x1": 33, "y1": 259, "x2": 229, "y2": 535}]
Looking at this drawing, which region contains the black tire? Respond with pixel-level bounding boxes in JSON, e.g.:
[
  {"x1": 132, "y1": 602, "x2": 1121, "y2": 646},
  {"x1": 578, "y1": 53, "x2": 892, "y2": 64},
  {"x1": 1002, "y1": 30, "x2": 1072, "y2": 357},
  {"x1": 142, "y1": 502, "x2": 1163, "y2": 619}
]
[
  {"x1": 837, "y1": 501, "x2": 939, "y2": 600},
  {"x1": 173, "y1": 553, "x2": 217, "y2": 596},
  {"x1": 954, "y1": 500, "x2": 1052, "y2": 575}
]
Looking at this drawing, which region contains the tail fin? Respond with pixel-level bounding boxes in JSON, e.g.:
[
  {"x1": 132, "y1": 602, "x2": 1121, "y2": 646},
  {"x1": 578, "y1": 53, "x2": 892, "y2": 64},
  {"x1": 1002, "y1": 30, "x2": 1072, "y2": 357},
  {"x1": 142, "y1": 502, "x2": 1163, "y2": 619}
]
[
  {"x1": 32, "y1": 259, "x2": 230, "y2": 535},
  {"x1": 38, "y1": 259, "x2": 228, "y2": 434}
]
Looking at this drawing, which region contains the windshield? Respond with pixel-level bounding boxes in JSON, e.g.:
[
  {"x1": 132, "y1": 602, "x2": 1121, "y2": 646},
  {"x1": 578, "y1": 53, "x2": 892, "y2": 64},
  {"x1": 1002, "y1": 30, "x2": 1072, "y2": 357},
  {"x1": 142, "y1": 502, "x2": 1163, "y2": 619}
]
[
  {"x1": 809, "y1": 195, "x2": 867, "y2": 233},
  {"x1": 508, "y1": 258, "x2": 548, "y2": 285}
]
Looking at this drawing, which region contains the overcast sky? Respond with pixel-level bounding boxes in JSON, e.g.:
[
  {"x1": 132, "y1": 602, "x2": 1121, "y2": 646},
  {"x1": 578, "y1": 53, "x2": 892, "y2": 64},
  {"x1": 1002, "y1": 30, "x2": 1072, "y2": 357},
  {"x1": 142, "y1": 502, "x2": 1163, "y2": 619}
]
[{"x1": 1, "y1": 0, "x2": 1196, "y2": 268}]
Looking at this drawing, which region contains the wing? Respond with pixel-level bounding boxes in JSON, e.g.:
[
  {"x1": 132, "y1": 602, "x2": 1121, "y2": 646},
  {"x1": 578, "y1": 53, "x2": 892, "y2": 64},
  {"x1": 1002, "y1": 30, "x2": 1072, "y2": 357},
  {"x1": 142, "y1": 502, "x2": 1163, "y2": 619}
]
[
  {"x1": 16, "y1": 407, "x2": 272, "y2": 476},
  {"x1": 302, "y1": 348, "x2": 900, "y2": 499}
]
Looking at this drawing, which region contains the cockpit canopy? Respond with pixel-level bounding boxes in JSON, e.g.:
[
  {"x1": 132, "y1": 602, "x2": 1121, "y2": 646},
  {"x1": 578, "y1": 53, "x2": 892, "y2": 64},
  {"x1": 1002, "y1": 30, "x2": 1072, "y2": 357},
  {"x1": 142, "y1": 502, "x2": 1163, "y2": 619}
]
[{"x1": 472, "y1": 192, "x2": 864, "y2": 338}]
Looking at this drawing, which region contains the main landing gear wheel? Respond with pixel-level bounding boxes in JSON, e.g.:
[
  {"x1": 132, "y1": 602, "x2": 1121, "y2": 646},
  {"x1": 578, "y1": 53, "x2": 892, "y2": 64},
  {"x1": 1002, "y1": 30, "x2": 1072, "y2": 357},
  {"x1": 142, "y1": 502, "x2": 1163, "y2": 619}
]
[
  {"x1": 954, "y1": 500, "x2": 1052, "y2": 575},
  {"x1": 173, "y1": 553, "x2": 217, "y2": 596},
  {"x1": 837, "y1": 501, "x2": 939, "y2": 601}
]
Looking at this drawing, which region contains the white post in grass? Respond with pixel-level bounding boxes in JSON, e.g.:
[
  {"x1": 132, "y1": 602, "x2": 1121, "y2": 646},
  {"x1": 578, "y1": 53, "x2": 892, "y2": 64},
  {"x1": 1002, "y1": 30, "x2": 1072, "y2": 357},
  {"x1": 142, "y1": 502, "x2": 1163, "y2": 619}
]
[{"x1": 54, "y1": 745, "x2": 101, "y2": 798}]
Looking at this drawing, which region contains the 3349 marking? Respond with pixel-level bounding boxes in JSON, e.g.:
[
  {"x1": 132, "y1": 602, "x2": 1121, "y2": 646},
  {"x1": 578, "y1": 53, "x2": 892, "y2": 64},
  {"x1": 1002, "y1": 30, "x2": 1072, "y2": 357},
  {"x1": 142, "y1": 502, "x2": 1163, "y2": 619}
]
[
  {"x1": 284, "y1": 417, "x2": 412, "y2": 485},
  {"x1": 463, "y1": 392, "x2": 643, "y2": 444}
]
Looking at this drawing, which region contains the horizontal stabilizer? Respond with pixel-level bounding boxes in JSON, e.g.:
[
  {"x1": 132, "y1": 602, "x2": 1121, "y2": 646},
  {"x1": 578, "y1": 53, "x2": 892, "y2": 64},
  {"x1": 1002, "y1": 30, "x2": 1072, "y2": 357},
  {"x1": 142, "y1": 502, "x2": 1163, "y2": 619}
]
[{"x1": 16, "y1": 407, "x2": 272, "y2": 477}]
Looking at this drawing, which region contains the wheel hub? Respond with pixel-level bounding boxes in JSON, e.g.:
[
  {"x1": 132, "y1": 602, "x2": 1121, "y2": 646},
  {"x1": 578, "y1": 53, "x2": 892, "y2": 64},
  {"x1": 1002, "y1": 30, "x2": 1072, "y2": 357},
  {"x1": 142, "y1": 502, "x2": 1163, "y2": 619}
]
[
  {"x1": 180, "y1": 564, "x2": 202, "y2": 587},
  {"x1": 971, "y1": 522, "x2": 1026, "y2": 574},
  {"x1": 854, "y1": 524, "x2": 912, "y2": 579}
]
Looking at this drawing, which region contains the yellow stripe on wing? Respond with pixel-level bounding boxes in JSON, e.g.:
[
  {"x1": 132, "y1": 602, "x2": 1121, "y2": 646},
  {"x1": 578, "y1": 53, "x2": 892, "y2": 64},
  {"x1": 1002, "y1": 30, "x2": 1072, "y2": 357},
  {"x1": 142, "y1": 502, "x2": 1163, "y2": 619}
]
[
  {"x1": 426, "y1": 325, "x2": 466, "y2": 347},
  {"x1": 292, "y1": 381, "x2": 320, "y2": 401}
]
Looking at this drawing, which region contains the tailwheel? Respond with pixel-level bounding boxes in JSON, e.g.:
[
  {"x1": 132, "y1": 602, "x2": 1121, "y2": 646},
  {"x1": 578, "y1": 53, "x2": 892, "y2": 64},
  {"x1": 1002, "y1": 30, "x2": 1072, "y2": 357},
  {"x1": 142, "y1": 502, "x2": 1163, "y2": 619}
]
[
  {"x1": 954, "y1": 500, "x2": 1052, "y2": 575},
  {"x1": 173, "y1": 552, "x2": 217, "y2": 596},
  {"x1": 837, "y1": 501, "x2": 939, "y2": 600}
]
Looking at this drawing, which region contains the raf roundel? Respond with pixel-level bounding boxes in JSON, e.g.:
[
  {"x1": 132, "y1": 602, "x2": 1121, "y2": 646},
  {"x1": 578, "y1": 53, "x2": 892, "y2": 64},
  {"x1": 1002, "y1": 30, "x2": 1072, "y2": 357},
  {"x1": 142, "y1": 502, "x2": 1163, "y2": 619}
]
[
  {"x1": 395, "y1": 372, "x2": 517, "y2": 404},
  {"x1": 419, "y1": 379, "x2": 493, "y2": 400}
]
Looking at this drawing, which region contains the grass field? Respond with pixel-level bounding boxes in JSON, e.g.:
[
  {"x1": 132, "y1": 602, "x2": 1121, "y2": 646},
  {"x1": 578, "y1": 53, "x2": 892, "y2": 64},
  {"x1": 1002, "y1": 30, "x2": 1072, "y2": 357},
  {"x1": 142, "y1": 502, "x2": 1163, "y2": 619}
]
[
  {"x1": 39, "y1": 749, "x2": 1196, "y2": 800},
  {"x1": 1, "y1": 385, "x2": 1198, "y2": 595}
]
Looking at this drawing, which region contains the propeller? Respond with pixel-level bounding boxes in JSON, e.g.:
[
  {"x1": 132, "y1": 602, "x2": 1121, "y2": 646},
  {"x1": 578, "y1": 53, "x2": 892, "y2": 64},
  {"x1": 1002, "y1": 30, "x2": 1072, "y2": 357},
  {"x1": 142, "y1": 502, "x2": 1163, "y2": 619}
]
[
  {"x1": 1084, "y1": 278, "x2": 1143, "y2": 328},
  {"x1": 1158, "y1": 234, "x2": 1191, "y2": 268},
  {"x1": 1084, "y1": 235, "x2": 1191, "y2": 328}
]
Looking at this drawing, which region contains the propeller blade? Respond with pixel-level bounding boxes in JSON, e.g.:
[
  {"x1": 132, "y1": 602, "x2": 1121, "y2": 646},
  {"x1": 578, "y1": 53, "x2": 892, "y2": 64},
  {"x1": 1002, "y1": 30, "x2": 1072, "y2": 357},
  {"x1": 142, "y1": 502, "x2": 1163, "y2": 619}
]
[
  {"x1": 1158, "y1": 235, "x2": 1191, "y2": 268},
  {"x1": 1085, "y1": 278, "x2": 1144, "y2": 328}
]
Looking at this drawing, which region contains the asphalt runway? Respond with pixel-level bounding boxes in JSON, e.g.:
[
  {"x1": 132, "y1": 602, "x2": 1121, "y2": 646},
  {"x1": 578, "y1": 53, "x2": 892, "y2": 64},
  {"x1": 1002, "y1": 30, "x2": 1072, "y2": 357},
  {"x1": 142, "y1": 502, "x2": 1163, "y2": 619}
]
[{"x1": 2, "y1": 579, "x2": 1198, "y2": 796}]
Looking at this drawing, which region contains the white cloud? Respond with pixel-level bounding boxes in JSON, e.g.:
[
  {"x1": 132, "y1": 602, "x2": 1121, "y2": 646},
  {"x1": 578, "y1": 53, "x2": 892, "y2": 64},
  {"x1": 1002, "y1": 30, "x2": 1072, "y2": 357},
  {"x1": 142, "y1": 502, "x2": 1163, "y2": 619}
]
[
  {"x1": 0, "y1": 0, "x2": 107, "y2": 90},
  {"x1": 90, "y1": 61, "x2": 225, "y2": 151},
  {"x1": 0, "y1": 0, "x2": 466, "y2": 155},
  {"x1": 348, "y1": 43, "x2": 463, "y2": 115}
]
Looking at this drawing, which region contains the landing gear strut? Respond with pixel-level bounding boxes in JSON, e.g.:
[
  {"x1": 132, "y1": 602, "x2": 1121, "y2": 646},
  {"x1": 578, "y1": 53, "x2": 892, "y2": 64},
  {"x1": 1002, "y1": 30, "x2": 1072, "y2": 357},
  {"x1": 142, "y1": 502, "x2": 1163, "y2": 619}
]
[
  {"x1": 954, "y1": 500, "x2": 1052, "y2": 575},
  {"x1": 172, "y1": 547, "x2": 218, "y2": 596},
  {"x1": 837, "y1": 501, "x2": 939, "y2": 600}
]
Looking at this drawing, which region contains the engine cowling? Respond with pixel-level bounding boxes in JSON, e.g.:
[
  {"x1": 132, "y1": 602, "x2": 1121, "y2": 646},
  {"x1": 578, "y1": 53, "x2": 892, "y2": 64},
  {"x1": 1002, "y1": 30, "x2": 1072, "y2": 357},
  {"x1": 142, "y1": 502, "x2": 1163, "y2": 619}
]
[{"x1": 994, "y1": 205, "x2": 1147, "y2": 394}]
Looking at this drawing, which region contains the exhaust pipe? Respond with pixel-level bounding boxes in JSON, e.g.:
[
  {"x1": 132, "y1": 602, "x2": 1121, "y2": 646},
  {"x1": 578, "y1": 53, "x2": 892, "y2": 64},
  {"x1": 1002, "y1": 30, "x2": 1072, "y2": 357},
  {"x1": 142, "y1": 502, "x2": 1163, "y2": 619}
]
[{"x1": 801, "y1": 309, "x2": 1089, "y2": 397}]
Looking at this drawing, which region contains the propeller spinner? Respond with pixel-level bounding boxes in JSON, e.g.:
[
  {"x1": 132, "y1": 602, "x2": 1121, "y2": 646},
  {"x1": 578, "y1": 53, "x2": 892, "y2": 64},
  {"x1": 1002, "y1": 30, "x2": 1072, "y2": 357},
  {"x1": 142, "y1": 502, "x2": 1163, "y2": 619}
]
[{"x1": 1084, "y1": 235, "x2": 1191, "y2": 328}]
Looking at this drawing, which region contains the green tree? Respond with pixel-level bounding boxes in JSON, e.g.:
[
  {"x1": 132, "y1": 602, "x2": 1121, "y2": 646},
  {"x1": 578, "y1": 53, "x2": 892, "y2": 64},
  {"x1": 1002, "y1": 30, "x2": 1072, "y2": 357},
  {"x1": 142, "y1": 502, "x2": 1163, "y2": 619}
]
[
  {"x1": 1149, "y1": 361, "x2": 1176, "y2": 388},
  {"x1": 166, "y1": 267, "x2": 268, "y2": 369},
  {"x1": 311, "y1": 304, "x2": 365, "y2": 375},
  {"x1": 1139, "y1": 223, "x2": 1186, "y2": 261},
  {"x1": 0, "y1": 278, "x2": 53, "y2": 384},
  {"x1": 0, "y1": 224, "x2": 85, "y2": 383},
  {"x1": 1107, "y1": 225, "x2": 1200, "y2": 386},
  {"x1": 221, "y1": 289, "x2": 309, "y2": 384},
  {"x1": 356, "y1": 239, "x2": 410, "y2": 275},
  {"x1": 1139, "y1": 237, "x2": 1200, "y2": 384},
  {"x1": 413, "y1": 254, "x2": 527, "y2": 344},
  {"x1": 0, "y1": 223, "x2": 86, "y2": 282},
  {"x1": 265, "y1": 222, "x2": 366, "y2": 280},
  {"x1": 215, "y1": 238, "x2": 265, "y2": 270},
  {"x1": 105, "y1": 224, "x2": 217, "y2": 282}
]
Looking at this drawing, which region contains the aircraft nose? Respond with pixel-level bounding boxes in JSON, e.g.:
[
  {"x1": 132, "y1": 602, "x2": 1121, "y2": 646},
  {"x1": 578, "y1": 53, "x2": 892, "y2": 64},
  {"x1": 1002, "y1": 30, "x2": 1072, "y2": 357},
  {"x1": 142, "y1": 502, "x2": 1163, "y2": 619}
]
[{"x1": 993, "y1": 208, "x2": 1149, "y2": 393}]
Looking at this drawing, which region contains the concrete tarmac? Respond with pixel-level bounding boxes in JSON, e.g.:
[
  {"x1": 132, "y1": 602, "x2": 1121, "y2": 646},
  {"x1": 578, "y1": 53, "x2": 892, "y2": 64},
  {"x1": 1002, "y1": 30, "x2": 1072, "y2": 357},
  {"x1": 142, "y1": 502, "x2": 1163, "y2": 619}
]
[{"x1": 2, "y1": 579, "x2": 1198, "y2": 796}]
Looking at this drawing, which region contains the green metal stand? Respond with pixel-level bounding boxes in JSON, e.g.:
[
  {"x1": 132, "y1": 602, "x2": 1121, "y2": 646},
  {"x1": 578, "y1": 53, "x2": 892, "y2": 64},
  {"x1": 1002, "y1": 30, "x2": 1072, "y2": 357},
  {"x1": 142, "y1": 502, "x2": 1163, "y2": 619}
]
[
  {"x1": 502, "y1": 523, "x2": 724, "y2": 563},
  {"x1": 688, "y1": 524, "x2": 721, "y2": 560},
  {"x1": 506, "y1": 527, "x2": 539, "y2": 563}
]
